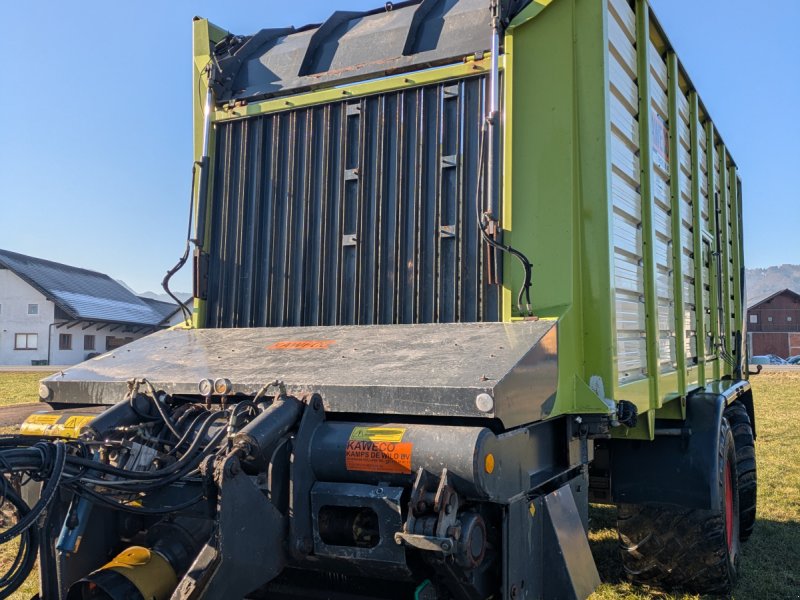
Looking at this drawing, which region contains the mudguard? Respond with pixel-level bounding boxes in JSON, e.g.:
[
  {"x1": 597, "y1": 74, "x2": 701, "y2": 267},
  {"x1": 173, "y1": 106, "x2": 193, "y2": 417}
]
[{"x1": 608, "y1": 380, "x2": 751, "y2": 510}]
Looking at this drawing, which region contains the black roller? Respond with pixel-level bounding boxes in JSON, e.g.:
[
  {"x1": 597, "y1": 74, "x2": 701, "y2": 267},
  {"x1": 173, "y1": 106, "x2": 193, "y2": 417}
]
[
  {"x1": 310, "y1": 422, "x2": 492, "y2": 497},
  {"x1": 233, "y1": 395, "x2": 304, "y2": 466}
]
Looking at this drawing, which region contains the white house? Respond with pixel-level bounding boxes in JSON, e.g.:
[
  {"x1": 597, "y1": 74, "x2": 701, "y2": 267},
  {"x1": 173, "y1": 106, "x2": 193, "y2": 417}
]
[{"x1": 0, "y1": 249, "x2": 191, "y2": 366}]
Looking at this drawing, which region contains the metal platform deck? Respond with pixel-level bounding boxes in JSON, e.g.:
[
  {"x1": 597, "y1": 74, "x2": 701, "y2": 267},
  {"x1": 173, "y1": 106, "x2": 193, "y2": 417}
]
[{"x1": 42, "y1": 320, "x2": 557, "y2": 426}]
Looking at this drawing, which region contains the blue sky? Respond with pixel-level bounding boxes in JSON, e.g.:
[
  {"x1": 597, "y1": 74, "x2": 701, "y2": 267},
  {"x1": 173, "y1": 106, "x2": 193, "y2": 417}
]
[{"x1": 0, "y1": 0, "x2": 797, "y2": 293}]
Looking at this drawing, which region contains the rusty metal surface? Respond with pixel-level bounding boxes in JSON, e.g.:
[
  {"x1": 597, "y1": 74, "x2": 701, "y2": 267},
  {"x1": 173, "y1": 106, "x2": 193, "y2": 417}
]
[{"x1": 42, "y1": 321, "x2": 557, "y2": 427}]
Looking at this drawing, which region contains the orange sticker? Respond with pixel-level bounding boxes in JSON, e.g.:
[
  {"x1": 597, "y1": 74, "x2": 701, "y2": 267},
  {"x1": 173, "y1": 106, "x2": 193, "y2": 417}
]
[
  {"x1": 267, "y1": 340, "x2": 336, "y2": 350},
  {"x1": 345, "y1": 440, "x2": 413, "y2": 474}
]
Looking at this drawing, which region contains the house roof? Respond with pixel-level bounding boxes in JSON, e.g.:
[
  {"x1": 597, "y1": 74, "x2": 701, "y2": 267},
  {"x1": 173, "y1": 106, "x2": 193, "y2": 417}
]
[
  {"x1": 139, "y1": 296, "x2": 191, "y2": 323},
  {"x1": 0, "y1": 249, "x2": 165, "y2": 326},
  {"x1": 747, "y1": 288, "x2": 800, "y2": 310},
  {"x1": 139, "y1": 297, "x2": 178, "y2": 321}
]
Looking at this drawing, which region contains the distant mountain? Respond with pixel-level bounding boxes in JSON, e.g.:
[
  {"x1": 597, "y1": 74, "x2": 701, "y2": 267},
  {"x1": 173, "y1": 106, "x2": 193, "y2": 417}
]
[
  {"x1": 138, "y1": 290, "x2": 192, "y2": 304},
  {"x1": 114, "y1": 279, "x2": 191, "y2": 304},
  {"x1": 746, "y1": 265, "x2": 800, "y2": 306},
  {"x1": 114, "y1": 279, "x2": 138, "y2": 294}
]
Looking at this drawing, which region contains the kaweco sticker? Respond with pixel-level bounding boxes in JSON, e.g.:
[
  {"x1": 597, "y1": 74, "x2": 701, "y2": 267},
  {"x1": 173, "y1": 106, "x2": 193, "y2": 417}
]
[{"x1": 345, "y1": 426, "x2": 412, "y2": 474}]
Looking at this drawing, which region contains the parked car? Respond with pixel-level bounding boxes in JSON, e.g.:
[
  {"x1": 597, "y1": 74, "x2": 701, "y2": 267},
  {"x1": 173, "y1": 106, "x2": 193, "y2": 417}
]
[{"x1": 750, "y1": 355, "x2": 787, "y2": 365}]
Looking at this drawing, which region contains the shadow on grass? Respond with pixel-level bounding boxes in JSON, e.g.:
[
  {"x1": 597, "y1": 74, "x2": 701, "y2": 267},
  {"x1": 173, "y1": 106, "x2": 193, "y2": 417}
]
[
  {"x1": 736, "y1": 518, "x2": 800, "y2": 599},
  {"x1": 588, "y1": 505, "x2": 627, "y2": 587},
  {"x1": 588, "y1": 505, "x2": 800, "y2": 599}
]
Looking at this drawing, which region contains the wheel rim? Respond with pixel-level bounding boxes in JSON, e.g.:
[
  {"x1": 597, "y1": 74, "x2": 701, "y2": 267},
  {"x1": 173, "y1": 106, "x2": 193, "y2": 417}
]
[{"x1": 724, "y1": 459, "x2": 734, "y2": 552}]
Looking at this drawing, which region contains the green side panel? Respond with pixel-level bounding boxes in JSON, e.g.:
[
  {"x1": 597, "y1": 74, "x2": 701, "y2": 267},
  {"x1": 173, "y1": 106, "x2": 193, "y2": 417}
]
[
  {"x1": 705, "y1": 121, "x2": 721, "y2": 382},
  {"x1": 689, "y1": 92, "x2": 706, "y2": 386},
  {"x1": 728, "y1": 164, "x2": 747, "y2": 376},
  {"x1": 504, "y1": 0, "x2": 613, "y2": 418},
  {"x1": 667, "y1": 52, "x2": 686, "y2": 399},
  {"x1": 734, "y1": 171, "x2": 746, "y2": 370},
  {"x1": 633, "y1": 0, "x2": 661, "y2": 413},
  {"x1": 572, "y1": 0, "x2": 618, "y2": 414},
  {"x1": 729, "y1": 163, "x2": 743, "y2": 371},
  {"x1": 717, "y1": 143, "x2": 731, "y2": 377}
]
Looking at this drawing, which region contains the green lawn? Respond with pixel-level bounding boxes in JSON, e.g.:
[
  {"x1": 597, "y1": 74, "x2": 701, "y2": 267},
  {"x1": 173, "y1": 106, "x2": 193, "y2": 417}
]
[
  {"x1": 0, "y1": 372, "x2": 55, "y2": 407},
  {"x1": 0, "y1": 372, "x2": 798, "y2": 599}
]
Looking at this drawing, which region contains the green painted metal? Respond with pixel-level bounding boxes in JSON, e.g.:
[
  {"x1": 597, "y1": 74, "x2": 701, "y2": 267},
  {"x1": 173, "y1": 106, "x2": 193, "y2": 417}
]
[
  {"x1": 191, "y1": 18, "x2": 227, "y2": 329},
  {"x1": 729, "y1": 163, "x2": 743, "y2": 371},
  {"x1": 690, "y1": 92, "x2": 706, "y2": 386},
  {"x1": 667, "y1": 52, "x2": 687, "y2": 399},
  {"x1": 504, "y1": 0, "x2": 613, "y2": 419},
  {"x1": 508, "y1": 0, "x2": 555, "y2": 27},
  {"x1": 635, "y1": 0, "x2": 661, "y2": 415},
  {"x1": 734, "y1": 171, "x2": 746, "y2": 368},
  {"x1": 212, "y1": 58, "x2": 499, "y2": 123},
  {"x1": 705, "y1": 121, "x2": 721, "y2": 382},
  {"x1": 718, "y1": 144, "x2": 732, "y2": 377}
]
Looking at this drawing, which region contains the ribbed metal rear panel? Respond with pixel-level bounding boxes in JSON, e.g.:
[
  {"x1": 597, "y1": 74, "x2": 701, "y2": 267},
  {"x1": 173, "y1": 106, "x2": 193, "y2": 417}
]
[
  {"x1": 205, "y1": 74, "x2": 500, "y2": 328},
  {"x1": 608, "y1": 0, "x2": 647, "y2": 384}
]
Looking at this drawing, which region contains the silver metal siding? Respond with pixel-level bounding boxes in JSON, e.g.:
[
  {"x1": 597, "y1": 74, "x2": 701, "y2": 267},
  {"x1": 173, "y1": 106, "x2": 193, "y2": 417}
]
[{"x1": 609, "y1": 0, "x2": 647, "y2": 383}]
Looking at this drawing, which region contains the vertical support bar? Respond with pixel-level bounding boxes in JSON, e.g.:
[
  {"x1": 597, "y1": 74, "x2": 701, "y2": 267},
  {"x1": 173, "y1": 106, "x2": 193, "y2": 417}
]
[
  {"x1": 689, "y1": 92, "x2": 705, "y2": 385},
  {"x1": 667, "y1": 53, "x2": 686, "y2": 397},
  {"x1": 635, "y1": 0, "x2": 661, "y2": 409},
  {"x1": 736, "y1": 176, "x2": 747, "y2": 364},
  {"x1": 729, "y1": 163, "x2": 743, "y2": 374},
  {"x1": 705, "y1": 121, "x2": 720, "y2": 381},
  {"x1": 191, "y1": 18, "x2": 225, "y2": 329},
  {"x1": 487, "y1": 2, "x2": 500, "y2": 222},
  {"x1": 718, "y1": 145, "x2": 731, "y2": 377},
  {"x1": 501, "y1": 33, "x2": 514, "y2": 322}
]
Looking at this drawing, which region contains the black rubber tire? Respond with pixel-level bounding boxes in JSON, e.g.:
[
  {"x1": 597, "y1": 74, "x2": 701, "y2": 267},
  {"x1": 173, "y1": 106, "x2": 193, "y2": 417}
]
[
  {"x1": 616, "y1": 417, "x2": 740, "y2": 594},
  {"x1": 724, "y1": 401, "x2": 757, "y2": 542}
]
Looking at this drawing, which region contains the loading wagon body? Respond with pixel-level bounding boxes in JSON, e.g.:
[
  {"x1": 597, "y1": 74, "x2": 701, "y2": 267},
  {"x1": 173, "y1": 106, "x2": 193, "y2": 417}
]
[{"x1": 7, "y1": 1, "x2": 754, "y2": 599}]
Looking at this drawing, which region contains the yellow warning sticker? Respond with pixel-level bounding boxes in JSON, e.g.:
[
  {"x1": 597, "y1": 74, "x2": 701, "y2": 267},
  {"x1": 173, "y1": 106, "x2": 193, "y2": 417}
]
[
  {"x1": 349, "y1": 426, "x2": 406, "y2": 443},
  {"x1": 20, "y1": 412, "x2": 95, "y2": 439},
  {"x1": 24, "y1": 413, "x2": 61, "y2": 425},
  {"x1": 60, "y1": 415, "x2": 95, "y2": 430}
]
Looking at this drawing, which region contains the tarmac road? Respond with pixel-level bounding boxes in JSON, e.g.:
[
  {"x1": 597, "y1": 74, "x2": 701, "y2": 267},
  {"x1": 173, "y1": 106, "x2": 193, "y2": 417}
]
[
  {"x1": 0, "y1": 402, "x2": 104, "y2": 427},
  {"x1": 0, "y1": 402, "x2": 52, "y2": 426}
]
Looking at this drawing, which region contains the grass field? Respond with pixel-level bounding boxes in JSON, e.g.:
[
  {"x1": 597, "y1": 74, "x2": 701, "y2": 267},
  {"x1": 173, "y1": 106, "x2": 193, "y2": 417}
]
[
  {"x1": 0, "y1": 371, "x2": 798, "y2": 599},
  {"x1": 0, "y1": 372, "x2": 54, "y2": 407}
]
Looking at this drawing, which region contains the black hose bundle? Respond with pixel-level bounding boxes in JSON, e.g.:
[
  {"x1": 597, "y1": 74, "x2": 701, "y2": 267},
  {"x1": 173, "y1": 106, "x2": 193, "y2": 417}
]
[
  {"x1": 0, "y1": 380, "x2": 283, "y2": 598},
  {"x1": 0, "y1": 441, "x2": 66, "y2": 597},
  {"x1": 161, "y1": 163, "x2": 197, "y2": 324},
  {"x1": 0, "y1": 484, "x2": 38, "y2": 597}
]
